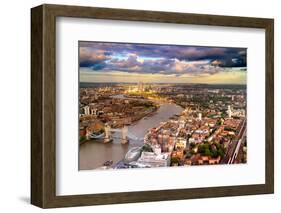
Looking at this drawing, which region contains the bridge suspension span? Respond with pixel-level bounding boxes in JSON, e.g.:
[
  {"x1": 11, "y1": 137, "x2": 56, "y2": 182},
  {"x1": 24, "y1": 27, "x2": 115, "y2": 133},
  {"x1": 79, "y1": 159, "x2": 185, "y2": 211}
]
[{"x1": 104, "y1": 124, "x2": 143, "y2": 144}]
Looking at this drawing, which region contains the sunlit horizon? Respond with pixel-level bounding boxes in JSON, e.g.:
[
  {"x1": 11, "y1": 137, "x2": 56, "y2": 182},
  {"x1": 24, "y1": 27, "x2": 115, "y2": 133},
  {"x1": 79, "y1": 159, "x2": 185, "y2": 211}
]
[
  {"x1": 80, "y1": 68, "x2": 246, "y2": 85},
  {"x1": 79, "y1": 41, "x2": 247, "y2": 85}
]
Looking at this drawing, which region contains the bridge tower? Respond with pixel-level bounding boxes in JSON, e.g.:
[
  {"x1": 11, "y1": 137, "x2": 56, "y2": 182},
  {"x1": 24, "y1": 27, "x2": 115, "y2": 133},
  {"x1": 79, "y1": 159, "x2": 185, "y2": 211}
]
[
  {"x1": 104, "y1": 123, "x2": 113, "y2": 143},
  {"x1": 121, "y1": 125, "x2": 129, "y2": 144},
  {"x1": 83, "y1": 106, "x2": 90, "y2": 115}
]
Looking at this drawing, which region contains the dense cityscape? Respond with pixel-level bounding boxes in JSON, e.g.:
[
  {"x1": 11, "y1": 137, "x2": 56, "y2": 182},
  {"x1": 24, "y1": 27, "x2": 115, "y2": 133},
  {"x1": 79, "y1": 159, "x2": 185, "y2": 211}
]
[
  {"x1": 79, "y1": 82, "x2": 247, "y2": 169},
  {"x1": 78, "y1": 41, "x2": 247, "y2": 170}
]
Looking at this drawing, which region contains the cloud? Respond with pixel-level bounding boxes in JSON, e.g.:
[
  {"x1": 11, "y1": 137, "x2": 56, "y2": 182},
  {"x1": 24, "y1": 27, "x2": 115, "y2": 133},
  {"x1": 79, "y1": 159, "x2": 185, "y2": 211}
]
[
  {"x1": 108, "y1": 54, "x2": 142, "y2": 69},
  {"x1": 79, "y1": 42, "x2": 247, "y2": 76},
  {"x1": 211, "y1": 59, "x2": 223, "y2": 66},
  {"x1": 79, "y1": 47, "x2": 112, "y2": 67}
]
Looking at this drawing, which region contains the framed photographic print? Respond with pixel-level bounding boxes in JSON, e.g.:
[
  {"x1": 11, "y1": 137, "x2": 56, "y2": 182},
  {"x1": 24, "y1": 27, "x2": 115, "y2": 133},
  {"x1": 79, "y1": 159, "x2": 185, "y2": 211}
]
[{"x1": 31, "y1": 4, "x2": 274, "y2": 208}]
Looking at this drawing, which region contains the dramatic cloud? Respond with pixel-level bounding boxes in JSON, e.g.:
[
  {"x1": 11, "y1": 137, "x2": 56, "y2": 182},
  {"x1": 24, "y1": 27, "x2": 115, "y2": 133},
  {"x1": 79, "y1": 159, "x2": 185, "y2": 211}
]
[{"x1": 79, "y1": 41, "x2": 247, "y2": 83}]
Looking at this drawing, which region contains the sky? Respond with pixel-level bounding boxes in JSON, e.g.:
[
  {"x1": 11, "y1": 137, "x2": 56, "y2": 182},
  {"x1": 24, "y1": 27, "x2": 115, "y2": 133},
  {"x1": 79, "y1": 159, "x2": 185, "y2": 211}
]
[{"x1": 79, "y1": 41, "x2": 247, "y2": 84}]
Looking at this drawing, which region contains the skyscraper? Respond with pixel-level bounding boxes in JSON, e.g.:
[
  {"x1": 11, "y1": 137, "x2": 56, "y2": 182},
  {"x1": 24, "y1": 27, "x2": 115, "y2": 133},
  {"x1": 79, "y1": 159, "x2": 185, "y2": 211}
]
[{"x1": 227, "y1": 105, "x2": 232, "y2": 118}]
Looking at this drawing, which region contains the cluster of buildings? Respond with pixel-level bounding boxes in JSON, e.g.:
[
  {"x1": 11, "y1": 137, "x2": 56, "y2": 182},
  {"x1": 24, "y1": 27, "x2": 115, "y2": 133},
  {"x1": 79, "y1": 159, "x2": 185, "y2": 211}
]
[
  {"x1": 135, "y1": 83, "x2": 247, "y2": 167},
  {"x1": 79, "y1": 83, "x2": 247, "y2": 168},
  {"x1": 140, "y1": 105, "x2": 245, "y2": 167},
  {"x1": 79, "y1": 87, "x2": 158, "y2": 137}
]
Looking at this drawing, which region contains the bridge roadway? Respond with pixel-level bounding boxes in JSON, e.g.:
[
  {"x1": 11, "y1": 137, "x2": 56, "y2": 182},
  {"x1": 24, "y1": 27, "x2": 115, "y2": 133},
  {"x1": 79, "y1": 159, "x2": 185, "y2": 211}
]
[{"x1": 110, "y1": 128, "x2": 143, "y2": 141}]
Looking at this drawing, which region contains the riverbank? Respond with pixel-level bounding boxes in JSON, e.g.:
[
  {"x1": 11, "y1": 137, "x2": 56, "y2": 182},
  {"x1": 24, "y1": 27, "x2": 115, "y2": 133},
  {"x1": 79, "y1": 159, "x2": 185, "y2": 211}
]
[{"x1": 79, "y1": 102, "x2": 183, "y2": 170}]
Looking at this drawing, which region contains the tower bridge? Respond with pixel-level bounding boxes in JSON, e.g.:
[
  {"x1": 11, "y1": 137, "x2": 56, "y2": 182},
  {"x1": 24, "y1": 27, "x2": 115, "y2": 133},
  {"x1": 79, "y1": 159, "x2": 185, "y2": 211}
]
[{"x1": 104, "y1": 124, "x2": 143, "y2": 144}]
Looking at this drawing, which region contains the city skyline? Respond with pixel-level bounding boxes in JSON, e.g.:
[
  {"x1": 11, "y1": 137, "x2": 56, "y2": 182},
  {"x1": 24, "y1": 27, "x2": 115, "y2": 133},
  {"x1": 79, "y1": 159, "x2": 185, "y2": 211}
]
[
  {"x1": 79, "y1": 42, "x2": 247, "y2": 84},
  {"x1": 79, "y1": 83, "x2": 247, "y2": 169}
]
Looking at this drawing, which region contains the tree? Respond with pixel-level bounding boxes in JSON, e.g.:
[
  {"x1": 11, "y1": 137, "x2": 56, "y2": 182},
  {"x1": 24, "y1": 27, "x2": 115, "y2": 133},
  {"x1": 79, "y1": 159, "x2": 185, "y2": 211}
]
[
  {"x1": 211, "y1": 150, "x2": 218, "y2": 158},
  {"x1": 204, "y1": 148, "x2": 212, "y2": 156},
  {"x1": 79, "y1": 136, "x2": 86, "y2": 143},
  {"x1": 217, "y1": 148, "x2": 225, "y2": 157},
  {"x1": 198, "y1": 145, "x2": 205, "y2": 153},
  {"x1": 215, "y1": 142, "x2": 222, "y2": 149},
  {"x1": 171, "y1": 157, "x2": 180, "y2": 165},
  {"x1": 198, "y1": 143, "x2": 210, "y2": 154}
]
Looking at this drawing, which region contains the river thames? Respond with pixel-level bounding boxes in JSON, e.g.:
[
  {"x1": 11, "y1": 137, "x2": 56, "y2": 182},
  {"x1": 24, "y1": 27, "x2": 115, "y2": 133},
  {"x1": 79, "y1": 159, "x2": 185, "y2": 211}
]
[{"x1": 79, "y1": 102, "x2": 183, "y2": 170}]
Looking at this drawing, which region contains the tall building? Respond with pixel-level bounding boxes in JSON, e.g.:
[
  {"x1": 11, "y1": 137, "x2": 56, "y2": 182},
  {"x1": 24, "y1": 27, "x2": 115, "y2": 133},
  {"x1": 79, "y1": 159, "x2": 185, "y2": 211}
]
[
  {"x1": 198, "y1": 113, "x2": 202, "y2": 121},
  {"x1": 228, "y1": 105, "x2": 232, "y2": 118}
]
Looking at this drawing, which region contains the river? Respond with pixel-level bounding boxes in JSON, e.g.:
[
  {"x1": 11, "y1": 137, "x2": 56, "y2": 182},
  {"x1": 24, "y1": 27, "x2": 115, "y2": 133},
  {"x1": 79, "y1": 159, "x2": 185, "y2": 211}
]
[{"x1": 79, "y1": 101, "x2": 183, "y2": 170}]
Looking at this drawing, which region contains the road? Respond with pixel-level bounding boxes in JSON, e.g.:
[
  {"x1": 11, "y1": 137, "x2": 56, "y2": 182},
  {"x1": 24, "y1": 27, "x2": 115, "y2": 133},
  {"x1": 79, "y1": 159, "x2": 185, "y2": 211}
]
[{"x1": 221, "y1": 118, "x2": 246, "y2": 164}]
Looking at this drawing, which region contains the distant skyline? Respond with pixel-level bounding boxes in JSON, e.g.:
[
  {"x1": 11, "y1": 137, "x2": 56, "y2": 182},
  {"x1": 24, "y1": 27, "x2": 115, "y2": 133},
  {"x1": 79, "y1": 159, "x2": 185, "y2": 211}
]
[{"x1": 79, "y1": 41, "x2": 247, "y2": 84}]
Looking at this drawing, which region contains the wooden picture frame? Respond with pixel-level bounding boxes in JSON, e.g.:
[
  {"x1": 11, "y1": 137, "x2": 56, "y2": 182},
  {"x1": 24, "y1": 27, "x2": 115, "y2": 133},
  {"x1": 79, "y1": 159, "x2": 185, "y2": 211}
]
[{"x1": 31, "y1": 4, "x2": 274, "y2": 208}]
